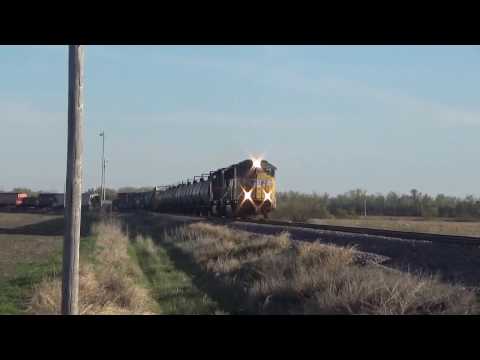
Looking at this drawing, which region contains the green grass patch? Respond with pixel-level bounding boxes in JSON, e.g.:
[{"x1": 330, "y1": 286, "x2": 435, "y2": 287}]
[
  {"x1": 130, "y1": 238, "x2": 223, "y2": 314},
  {"x1": 1, "y1": 212, "x2": 223, "y2": 315},
  {"x1": 0, "y1": 253, "x2": 61, "y2": 314},
  {"x1": 80, "y1": 235, "x2": 97, "y2": 262},
  {"x1": 0, "y1": 235, "x2": 97, "y2": 315}
]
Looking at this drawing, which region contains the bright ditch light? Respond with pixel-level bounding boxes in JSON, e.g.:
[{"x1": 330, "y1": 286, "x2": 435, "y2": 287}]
[
  {"x1": 263, "y1": 189, "x2": 272, "y2": 203},
  {"x1": 241, "y1": 186, "x2": 253, "y2": 207}
]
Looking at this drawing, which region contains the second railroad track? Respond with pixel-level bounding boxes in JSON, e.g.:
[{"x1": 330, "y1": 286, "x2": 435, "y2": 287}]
[{"x1": 229, "y1": 218, "x2": 480, "y2": 247}]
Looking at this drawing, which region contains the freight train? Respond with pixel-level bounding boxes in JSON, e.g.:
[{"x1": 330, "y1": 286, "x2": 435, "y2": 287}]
[
  {"x1": 0, "y1": 192, "x2": 100, "y2": 210},
  {"x1": 114, "y1": 158, "x2": 277, "y2": 218}
]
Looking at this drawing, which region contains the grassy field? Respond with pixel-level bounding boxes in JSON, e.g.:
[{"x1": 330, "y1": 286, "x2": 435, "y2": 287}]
[
  {"x1": 30, "y1": 220, "x2": 157, "y2": 314},
  {"x1": 159, "y1": 222, "x2": 478, "y2": 314},
  {"x1": 129, "y1": 231, "x2": 222, "y2": 314},
  {"x1": 29, "y1": 218, "x2": 222, "y2": 314},
  {"x1": 0, "y1": 212, "x2": 64, "y2": 314},
  {"x1": 3, "y1": 211, "x2": 479, "y2": 315},
  {"x1": 0, "y1": 212, "x2": 222, "y2": 315},
  {"x1": 310, "y1": 216, "x2": 480, "y2": 237},
  {"x1": 127, "y1": 215, "x2": 478, "y2": 314}
]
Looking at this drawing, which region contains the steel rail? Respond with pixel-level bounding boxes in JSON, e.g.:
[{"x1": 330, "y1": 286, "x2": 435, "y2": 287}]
[{"x1": 234, "y1": 218, "x2": 480, "y2": 247}]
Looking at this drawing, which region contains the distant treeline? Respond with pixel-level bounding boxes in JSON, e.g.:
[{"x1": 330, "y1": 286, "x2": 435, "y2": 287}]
[{"x1": 273, "y1": 189, "x2": 480, "y2": 221}]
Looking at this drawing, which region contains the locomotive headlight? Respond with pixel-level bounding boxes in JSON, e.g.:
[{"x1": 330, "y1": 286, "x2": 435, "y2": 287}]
[
  {"x1": 241, "y1": 186, "x2": 253, "y2": 206},
  {"x1": 263, "y1": 189, "x2": 272, "y2": 203},
  {"x1": 251, "y1": 157, "x2": 263, "y2": 170}
]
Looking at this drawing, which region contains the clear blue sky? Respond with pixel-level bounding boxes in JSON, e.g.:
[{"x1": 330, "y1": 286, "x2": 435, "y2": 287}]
[{"x1": 1, "y1": 45, "x2": 479, "y2": 197}]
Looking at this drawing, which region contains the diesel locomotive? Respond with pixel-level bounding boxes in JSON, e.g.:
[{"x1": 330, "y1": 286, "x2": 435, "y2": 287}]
[{"x1": 150, "y1": 158, "x2": 277, "y2": 218}]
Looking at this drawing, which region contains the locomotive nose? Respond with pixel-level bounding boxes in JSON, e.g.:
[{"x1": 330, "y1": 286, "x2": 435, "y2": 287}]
[{"x1": 241, "y1": 185, "x2": 274, "y2": 208}]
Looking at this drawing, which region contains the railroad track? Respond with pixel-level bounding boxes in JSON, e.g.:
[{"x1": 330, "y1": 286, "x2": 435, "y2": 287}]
[
  {"x1": 232, "y1": 218, "x2": 480, "y2": 247},
  {"x1": 9, "y1": 206, "x2": 478, "y2": 247},
  {"x1": 127, "y1": 210, "x2": 480, "y2": 247},
  {"x1": 121, "y1": 211, "x2": 480, "y2": 288}
]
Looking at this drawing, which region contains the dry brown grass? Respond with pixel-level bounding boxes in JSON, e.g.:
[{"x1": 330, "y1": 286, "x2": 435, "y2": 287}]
[
  {"x1": 163, "y1": 223, "x2": 478, "y2": 314},
  {"x1": 310, "y1": 216, "x2": 480, "y2": 237},
  {"x1": 29, "y1": 220, "x2": 156, "y2": 315}
]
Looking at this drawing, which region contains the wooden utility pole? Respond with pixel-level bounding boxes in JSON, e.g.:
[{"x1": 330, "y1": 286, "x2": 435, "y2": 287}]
[{"x1": 62, "y1": 45, "x2": 84, "y2": 315}]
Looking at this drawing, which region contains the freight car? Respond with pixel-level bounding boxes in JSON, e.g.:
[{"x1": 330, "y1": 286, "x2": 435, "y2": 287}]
[
  {"x1": 29, "y1": 192, "x2": 99, "y2": 210},
  {"x1": 114, "y1": 192, "x2": 141, "y2": 210},
  {"x1": 21, "y1": 197, "x2": 39, "y2": 208},
  {"x1": 113, "y1": 191, "x2": 154, "y2": 210},
  {"x1": 38, "y1": 193, "x2": 65, "y2": 208},
  {"x1": 150, "y1": 158, "x2": 277, "y2": 218},
  {"x1": 0, "y1": 192, "x2": 28, "y2": 207},
  {"x1": 112, "y1": 193, "x2": 127, "y2": 210}
]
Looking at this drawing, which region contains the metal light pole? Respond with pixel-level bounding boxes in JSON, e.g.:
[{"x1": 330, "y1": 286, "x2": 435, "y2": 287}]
[
  {"x1": 364, "y1": 193, "x2": 367, "y2": 217},
  {"x1": 104, "y1": 158, "x2": 108, "y2": 201},
  {"x1": 99, "y1": 131, "x2": 105, "y2": 203}
]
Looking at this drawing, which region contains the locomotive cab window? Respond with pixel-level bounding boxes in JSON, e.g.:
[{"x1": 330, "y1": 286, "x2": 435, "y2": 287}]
[
  {"x1": 263, "y1": 162, "x2": 276, "y2": 177},
  {"x1": 265, "y1": 167, "x2": 275, "y2": 176}
]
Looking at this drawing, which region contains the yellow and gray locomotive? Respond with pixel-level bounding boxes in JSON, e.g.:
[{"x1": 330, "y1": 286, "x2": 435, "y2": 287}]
[{"x1": 150, "y1": 158, "x2": 277, "y2": 218}]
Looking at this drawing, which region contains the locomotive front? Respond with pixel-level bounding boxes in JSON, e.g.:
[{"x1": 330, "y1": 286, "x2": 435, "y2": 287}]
[
  {"x1": 234, "y1": 158, "x2": 277, "y2": 218},
  {"x1": 150, "y1": 158, "x2": 277, "y2": 219}
]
